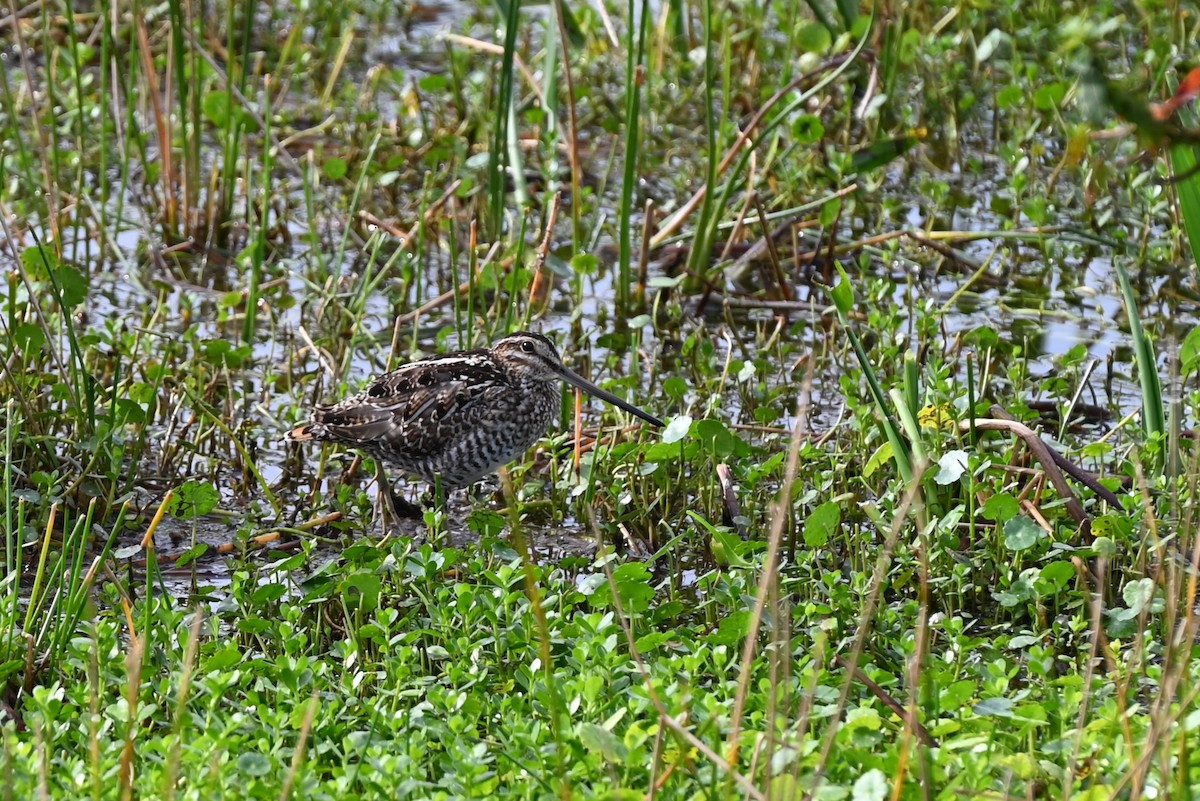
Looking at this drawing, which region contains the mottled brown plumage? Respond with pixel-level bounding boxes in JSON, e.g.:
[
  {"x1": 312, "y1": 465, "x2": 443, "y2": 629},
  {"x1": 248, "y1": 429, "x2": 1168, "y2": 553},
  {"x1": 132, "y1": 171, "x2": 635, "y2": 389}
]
[{"x1": 287, "y1": 332, "x2": 663, "y2": 517}]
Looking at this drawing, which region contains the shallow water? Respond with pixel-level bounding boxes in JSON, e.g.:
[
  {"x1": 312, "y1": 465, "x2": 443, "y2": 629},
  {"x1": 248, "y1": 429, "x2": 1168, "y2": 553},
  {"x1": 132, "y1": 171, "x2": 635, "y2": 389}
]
[{"x1": 14, "y1": 0, "x2": 1190, "y2": 601}]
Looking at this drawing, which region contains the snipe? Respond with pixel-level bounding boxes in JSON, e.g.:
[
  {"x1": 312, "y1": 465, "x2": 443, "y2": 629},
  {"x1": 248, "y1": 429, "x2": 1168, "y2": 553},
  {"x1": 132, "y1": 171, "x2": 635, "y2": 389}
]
[{"x1": 287, "y1": 331, "x2": 664, "y2": 522}]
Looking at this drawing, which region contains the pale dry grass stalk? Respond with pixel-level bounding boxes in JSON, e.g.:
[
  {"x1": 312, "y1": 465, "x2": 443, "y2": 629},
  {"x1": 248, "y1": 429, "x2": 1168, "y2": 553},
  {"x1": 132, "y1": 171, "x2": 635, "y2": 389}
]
[
  {"x1": 163, "y1": 610, "x2": 205, "y2": 801},
  {"x1": 134, "y1": 11, "x2": 175, "y2": 231},
  {"x1": 806, "y1": 467, "x2": 926, "y2": 798},
  {"x1": 593, "y1": 500, "x2": 768, "y2": 801},
  {"x1": 724, "y1": 368, "x2": 812, "y2": 776},
  {"x1": 88, "y1": 621, "x2": 101, "y2": 801},
  {"x1": 118, "y1": 638, "x2": 146, "y2": 801},
  {"x1": 279, "y1": 693, "x2": 321, "y2": 801},
  {"x1": 551, "y1": 0, "x2": 583, "y2": 242},
  {"x1": 901, "y1": 507, "x2": 934, "y2": 801},
  {"x1": 1116, "y1": 448, "x2": 1200, "y2": 797},
  {"x1": 7, "y1": 0, "x2": 60, "y2": 241}
]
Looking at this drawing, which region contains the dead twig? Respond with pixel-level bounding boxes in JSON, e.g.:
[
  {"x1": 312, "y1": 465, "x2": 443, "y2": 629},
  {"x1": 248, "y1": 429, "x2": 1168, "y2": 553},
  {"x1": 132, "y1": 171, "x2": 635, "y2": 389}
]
[
  {"x1": 963, "y1": 404, "x2": 1131, "y2": 541},
  {"x1": 835, "y1": 656, "x2": 938, "y2": 748}
]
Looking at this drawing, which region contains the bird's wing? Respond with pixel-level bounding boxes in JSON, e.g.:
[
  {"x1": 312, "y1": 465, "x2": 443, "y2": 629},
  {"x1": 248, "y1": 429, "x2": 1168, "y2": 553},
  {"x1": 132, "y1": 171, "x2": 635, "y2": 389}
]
[{"x1": 311, "y1": 352, "x2": 511, "y2": 457}]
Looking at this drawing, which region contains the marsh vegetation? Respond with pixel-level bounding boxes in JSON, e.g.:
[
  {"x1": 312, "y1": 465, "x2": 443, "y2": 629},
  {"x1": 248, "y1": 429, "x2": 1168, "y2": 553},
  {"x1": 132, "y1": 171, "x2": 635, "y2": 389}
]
[{"x1": 2, "y1": 0, "x2": 1200, "y2": 797}]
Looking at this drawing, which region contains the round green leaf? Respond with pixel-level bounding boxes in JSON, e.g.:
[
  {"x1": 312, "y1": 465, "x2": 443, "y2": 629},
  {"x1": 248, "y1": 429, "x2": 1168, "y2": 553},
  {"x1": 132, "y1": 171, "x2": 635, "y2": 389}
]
[
  {"x1": 324, "y1": 156, "x2": 349, "y2": 180},
  {"x1": 695, "y1": 418, "x2": 734, "y2": 456},
  {"x1": 792, "y1": 114, "x2": 825, "y2": 143},
  {"x1": 804, "y1": 501, "x2": 841, "y2": 548},
  {"x1": 1003, "y1": 516, "x2": 1044, "y2": 551},
  {"x1": 236, "y1": 752, "x2": 272, "y2": 777},
  {"x1": 852, "y1": 768, "x2": 889, "y2": 801},
  {"x1": 982, "y1": 492, "x2": 1019, "y2": 523},
  {"x1": 169, "y1": 480, "x2": 220, "y2": 518},
  {"x1": 795, "y1": 20, "x2": 831, "y2": 53}
]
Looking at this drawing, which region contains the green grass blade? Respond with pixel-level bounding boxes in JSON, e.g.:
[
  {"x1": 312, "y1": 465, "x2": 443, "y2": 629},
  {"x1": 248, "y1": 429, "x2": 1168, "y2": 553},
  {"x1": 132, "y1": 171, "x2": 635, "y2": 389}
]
[
  {"x1": 1114, "y1": 260, "x2": 1165, "y2": 454},
  {"x1": 684, "y1": 0, "x2": 722, "y2": 289},
  {"x1": 552, "y1": 0, "x2": 585, "y2": 47},
  {"x1": 830, "y1": 267, "x2": 913, "y2": 483},
  {"x1": 800, "y1": 0, "x2": 836, "y2": 33},
  {"x1": 617, "y1": 0, "x2": 651, "y2": 309},
  {"x1": 834, "y1": 0, "x2": 858, "y2": 28},
  {"x1": 1171, "y1": 142, "x2": 1200, "y2": 265},
  {"x1": 488, "y1": 0, "x2": 523, "y2": 236},
  {"x1": 166, "y1": 0, "x2": 196, "y2": 220}
]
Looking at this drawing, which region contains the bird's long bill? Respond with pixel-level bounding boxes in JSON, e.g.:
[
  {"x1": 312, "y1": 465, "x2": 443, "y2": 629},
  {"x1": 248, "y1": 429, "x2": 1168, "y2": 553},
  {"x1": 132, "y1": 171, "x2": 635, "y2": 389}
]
[{"x1": 558, "y1": 367, "x2": 665, "y2": 427}]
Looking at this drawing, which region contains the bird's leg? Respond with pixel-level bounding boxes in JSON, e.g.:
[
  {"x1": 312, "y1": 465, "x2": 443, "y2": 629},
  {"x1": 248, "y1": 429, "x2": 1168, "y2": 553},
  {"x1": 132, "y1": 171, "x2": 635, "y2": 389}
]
[
  {"x1": 374, "y1": 463, "x2": 424, "y2": 532},
  {"x1": 374, "y1": 461, "x2": 399, "y2": 533}
]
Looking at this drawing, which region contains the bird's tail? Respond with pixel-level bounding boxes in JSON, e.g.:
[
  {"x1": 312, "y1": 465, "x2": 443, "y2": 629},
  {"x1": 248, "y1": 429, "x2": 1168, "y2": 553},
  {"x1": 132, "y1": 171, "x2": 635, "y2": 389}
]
[{"x1": 285, "y1": 423, "x2": 323, "y2": 442}]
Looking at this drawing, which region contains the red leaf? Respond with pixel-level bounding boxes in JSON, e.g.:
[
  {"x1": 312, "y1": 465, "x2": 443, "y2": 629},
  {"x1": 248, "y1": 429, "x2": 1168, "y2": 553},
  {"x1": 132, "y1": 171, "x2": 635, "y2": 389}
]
[{"x1": 1151, "y1": 66, "x2": 1200, "y2": 121}]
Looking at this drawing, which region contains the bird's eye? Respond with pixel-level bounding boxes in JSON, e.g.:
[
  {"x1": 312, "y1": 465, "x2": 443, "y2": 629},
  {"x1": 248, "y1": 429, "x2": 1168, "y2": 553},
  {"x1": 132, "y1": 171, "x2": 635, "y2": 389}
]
[{"x1": 521, "y1": 341, "x2": 535, "y2": 353}]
